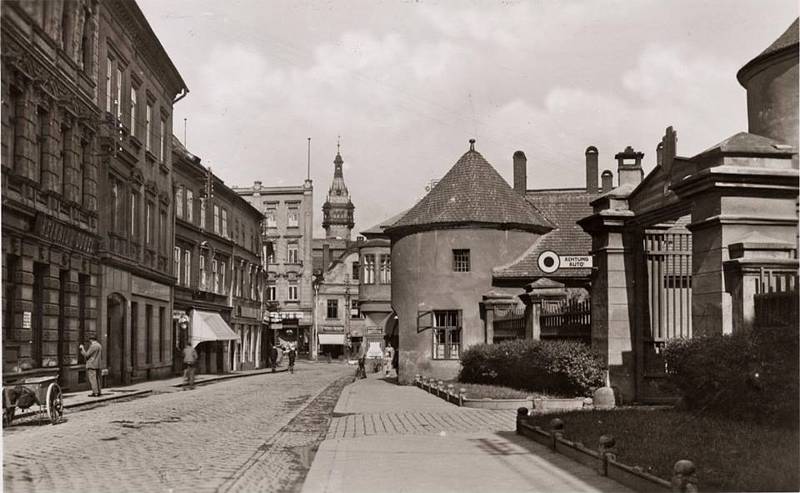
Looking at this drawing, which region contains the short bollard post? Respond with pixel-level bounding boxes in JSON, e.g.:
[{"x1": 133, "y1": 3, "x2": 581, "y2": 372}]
[
  {"x1": 597, "y1": 434, "x2": 617, "y2": 476},
  {"x1": 415, "y1": 374, "x2": 421, "y2": 385},
  {"x1": 459, "y1": 388, "x2": 467, "y2": 406},
  {"x1": 437, "y1": 380, "x2": 444, "y2": 397},
  {"x1": 671, "y1": 460, "x2": 698, "y2": 493},
  {"x1": 446, "y1": 384, "x2": 455, "y2": 402},
  {"x1": 549, "y1": 418, "x2": 564, "y2": 450}
]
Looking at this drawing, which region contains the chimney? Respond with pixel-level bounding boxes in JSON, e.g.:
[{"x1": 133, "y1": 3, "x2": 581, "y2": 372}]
[
  {"x1": 615, "y1": 146, "x2": 644, "y2": 187},
  {"x1": 585, "y1": 146, "x2": 598, "y2": 193},
  {"x1": 656, "y1": 142, "x2": 664, "y2": 167},
  {"x1": 322, "y1": 243, "x2": 330, "y2": 271},
  {"x1": 513, "y1": 151, "x2": 527, "y2": 195},
  {"x1": 254, "y1": 180, "x2": 262, "y2": 189},
  {"x1": 601, "y1": 170, "x2": 614, "y2": 192}
]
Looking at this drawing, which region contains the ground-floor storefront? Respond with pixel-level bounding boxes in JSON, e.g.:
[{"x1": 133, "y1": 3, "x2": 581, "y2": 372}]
[
  {"x1": 173, "y1": 294, "x2": 239, "y2": 375},
  {"x1": 2, "y1": 222, "x2": 100, "y2": 391},
  {"x1": 100, "y1": 265, "x2": 174, "y2": 386},
  {"x1": 230, "y1": 302, "x2": 266, "y2": 371}
]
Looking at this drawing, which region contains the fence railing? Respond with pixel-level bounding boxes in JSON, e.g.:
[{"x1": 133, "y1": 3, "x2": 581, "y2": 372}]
[
  {"x1": 754, "y1": 268, "x2": 799, "y2": 328},
  {"x1": 494, "y1": 306, "x2": 526, "y2": 341},
  {"x1": 540, "y1": 298, "x2": 591, "y2": 341}
]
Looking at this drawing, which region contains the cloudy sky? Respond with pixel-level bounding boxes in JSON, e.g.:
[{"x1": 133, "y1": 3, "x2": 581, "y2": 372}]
[{"x1": 139, "y1": 0, "x2": 796, "y2": 236}]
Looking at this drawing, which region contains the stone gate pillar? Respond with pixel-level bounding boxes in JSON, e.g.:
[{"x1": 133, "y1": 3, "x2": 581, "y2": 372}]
[
  {"x1": 579, "y1": 192, "x2": 638, "y2": 403},
  {"x1": 518, "y1": 278, "x2": 566, "y2": 341},
  {"x1": 672, "y1": 135, "x2": 797, "y2": 336}
]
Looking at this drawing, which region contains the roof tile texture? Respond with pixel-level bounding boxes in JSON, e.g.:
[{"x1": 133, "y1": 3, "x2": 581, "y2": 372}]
[
  {"x1": 494, "y1": 190, "x2": 596, "y2": 279},
  {"x1": 390, "y1": 150, "x2": 552, "y2": 232}
]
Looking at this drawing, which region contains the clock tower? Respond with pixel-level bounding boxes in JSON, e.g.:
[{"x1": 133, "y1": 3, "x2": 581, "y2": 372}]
[{"x1": 322, "y1": 144, "x2": 355, "y2": 240}]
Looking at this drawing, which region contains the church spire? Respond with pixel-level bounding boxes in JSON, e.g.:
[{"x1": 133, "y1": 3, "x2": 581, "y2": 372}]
[{"x1": 322, "y1": 141, "x2": 355, "y2": 240}]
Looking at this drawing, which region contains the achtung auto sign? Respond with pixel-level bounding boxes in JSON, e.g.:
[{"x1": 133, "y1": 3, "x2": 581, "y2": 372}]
[{"x1": 538, "y1": 250, "x2": 593, "y2": 273}]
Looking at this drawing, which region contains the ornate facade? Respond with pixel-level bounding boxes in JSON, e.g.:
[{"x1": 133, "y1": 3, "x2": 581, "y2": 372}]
[
  {"x1": 95, "y1": 0, "x2": 188, "y2": 385},
  {"x1": 2, "y1": 0, "x2": 103, "y2": 389}
]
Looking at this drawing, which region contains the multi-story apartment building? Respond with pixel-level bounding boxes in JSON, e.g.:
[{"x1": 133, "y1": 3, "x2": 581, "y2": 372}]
[
  {"x1": 234, "y1": 180, "x2": 314, "y2": 354},
  {"x1": 314, "y1": 247, "x2": 364, "y2": 360},
  {"x1": 2, "y1": 0, "x2": 102, "y2": 389},
  {"x1": 172, "y1": 138, "x2": 265, "y2": 374},
  {"x1": 95, "y1": 0, "x2": 188, "y2": 385}
]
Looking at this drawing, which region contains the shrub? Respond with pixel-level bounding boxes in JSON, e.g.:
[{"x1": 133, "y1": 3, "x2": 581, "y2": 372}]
[
  {"x1": 663, "y1": 326, "x2": 799, "y2": 426},
  {"x1": 458, "y1": 339, "x2": 605, "y2": 397}
]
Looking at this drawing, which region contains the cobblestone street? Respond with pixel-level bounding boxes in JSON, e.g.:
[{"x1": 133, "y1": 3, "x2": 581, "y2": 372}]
[{"x1": 3, "y1": 362, "x2": 352, "y2": 493}]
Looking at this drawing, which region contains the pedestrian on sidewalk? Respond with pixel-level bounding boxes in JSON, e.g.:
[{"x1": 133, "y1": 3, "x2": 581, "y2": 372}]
[
  {"x1": 79, "y1": 336, "x2": 103, "y2": 397},
  {"x1": 270, "y1": 345, "x2": 279, "y2": 372},
  {"x1": 183, "y1": 342, "x2": 198, "y2": 390},
  {"x1": 287, "y1": 346, "x2": 296, "y2": 374},
  {"x1": 383, "y1": 342, "x2": 395, "y2": 377}
]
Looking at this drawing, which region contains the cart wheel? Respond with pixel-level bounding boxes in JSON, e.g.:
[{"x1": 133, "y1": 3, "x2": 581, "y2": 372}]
[
  {"x1": 45, "y1": 383, "x2": 63, "y2": 425},
  {"x1": 3, "y1": 406, "x2": 15, "y2": 427}
]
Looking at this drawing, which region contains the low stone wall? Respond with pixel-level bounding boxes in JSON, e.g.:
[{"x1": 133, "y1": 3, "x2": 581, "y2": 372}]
[
  {"x1": 414, "y1": 375, "x2": 592, "y2": 412},
  {"x1": 516, "y1": 410, "x2": 699, "y2": 493}
]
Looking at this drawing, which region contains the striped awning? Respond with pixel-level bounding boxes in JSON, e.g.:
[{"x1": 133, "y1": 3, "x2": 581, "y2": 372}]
[{"x1": 191, "y1": 310, "x2": 240, "y2": 348}]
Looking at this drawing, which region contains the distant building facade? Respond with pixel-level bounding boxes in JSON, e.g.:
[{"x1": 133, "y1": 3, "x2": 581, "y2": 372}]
[
  {"x1": 358, "y1": 216, "x2": 399, "y2": 357},
  {"x1": 1, "y1": 0, "x2": 102, "y2": 389},
  {"x1": 172, "y1": 138, "x2": 264, "y2": 375},
  {"x1": 235, "y1": 180, "x2": 314, "y2": 353},
  {"x1": 314, "y1": 249, "x2": 365, "y2": 359}
]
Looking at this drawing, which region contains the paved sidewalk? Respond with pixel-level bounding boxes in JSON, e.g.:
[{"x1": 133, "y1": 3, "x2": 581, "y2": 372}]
[
  {"x1": 302, "y1": 374, "x2": 634, "y2": 493},
  {"x1": 10, "y1": 361, "x2": 295, "y2": 421}
]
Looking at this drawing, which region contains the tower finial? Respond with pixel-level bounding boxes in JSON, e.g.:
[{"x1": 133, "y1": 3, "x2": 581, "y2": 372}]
[
  {"x1": 469, "y1": 138, "x2": 476, "y2": 151},
  {"x1": 337, "y1": 135, "x2": 341, "y2": 155}
]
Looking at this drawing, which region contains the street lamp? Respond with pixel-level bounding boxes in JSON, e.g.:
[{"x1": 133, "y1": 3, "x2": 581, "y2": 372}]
[
  {"x1": 311, "y1": 271, "x2": 323, "y2": 361},
  {"x1": 344, "y1": 274, "x2": 351, "y2": 358}
]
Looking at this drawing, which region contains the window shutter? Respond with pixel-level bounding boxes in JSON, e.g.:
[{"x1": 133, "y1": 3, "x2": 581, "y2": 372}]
[{"x1": 417, "y1": 310, "x2": 433, "y2": 333}]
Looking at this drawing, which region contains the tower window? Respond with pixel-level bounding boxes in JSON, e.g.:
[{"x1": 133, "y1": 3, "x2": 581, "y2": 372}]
[{"x1": 453, "y1": 249, "x2": 470, "y2": 272}]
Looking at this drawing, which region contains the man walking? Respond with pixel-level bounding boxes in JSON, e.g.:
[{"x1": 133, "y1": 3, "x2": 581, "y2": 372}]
[
  {"x1": 183, "y1": 342, "x2": 198, "y2": 390},
  {"x1": 270, "y1": 345, "x2": 279, "y2": 372},
  {"x1": 79, "y1": 336, "x2": 103, "y2": 397},
  {"x1": 287, "y1": 345, "x2": 296, "y2": 374}
]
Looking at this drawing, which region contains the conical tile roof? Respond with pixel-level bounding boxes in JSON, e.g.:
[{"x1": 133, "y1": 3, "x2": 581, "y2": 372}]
[
  {"x1": 387, "y1": 142, "x2": 553, "y2": 237},
  {"x1": 738, "y1": 18, "x2": 798, "y2": 85}
]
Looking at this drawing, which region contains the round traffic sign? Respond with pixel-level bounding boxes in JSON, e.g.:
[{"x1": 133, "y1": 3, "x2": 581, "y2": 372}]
[{"x1": 538, "y1": 250, "x2": 560, "y2": 274}]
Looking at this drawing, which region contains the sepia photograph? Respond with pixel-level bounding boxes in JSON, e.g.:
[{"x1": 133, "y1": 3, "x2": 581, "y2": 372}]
[{"x1": 1, "y1": 0, "x2": 798, "y2": 491}]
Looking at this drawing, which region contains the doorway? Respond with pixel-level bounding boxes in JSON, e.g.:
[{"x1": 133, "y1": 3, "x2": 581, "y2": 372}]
[{"x1": 106, "y1": 293, "x2": 127, "y2": 385}]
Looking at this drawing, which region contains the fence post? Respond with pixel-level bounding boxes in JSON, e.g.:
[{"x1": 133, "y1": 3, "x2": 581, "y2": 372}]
[
  {"x1": 549, "y1": 418, "x2": 564, "y2": 450},
  {"x1": 516, "y1": 407, "x2": 529, "y2": 431},
  {"x1": 597, "y1": 434, "x2": 616, "y2": 476},
  {"x1": 671, "y1": 460, "x2": 698, "y2": 493},
  {"x1": 459, "y1": 388, "x2": 466, "y2": 406}
]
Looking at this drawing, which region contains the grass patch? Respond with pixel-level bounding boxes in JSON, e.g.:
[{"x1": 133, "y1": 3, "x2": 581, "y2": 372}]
[
  {"x1": 442, "y1": 381, "x2": 538, "y2": 399},
  {"x1": 526, "y1": 408, "x2": 799, "y2": 492}
]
